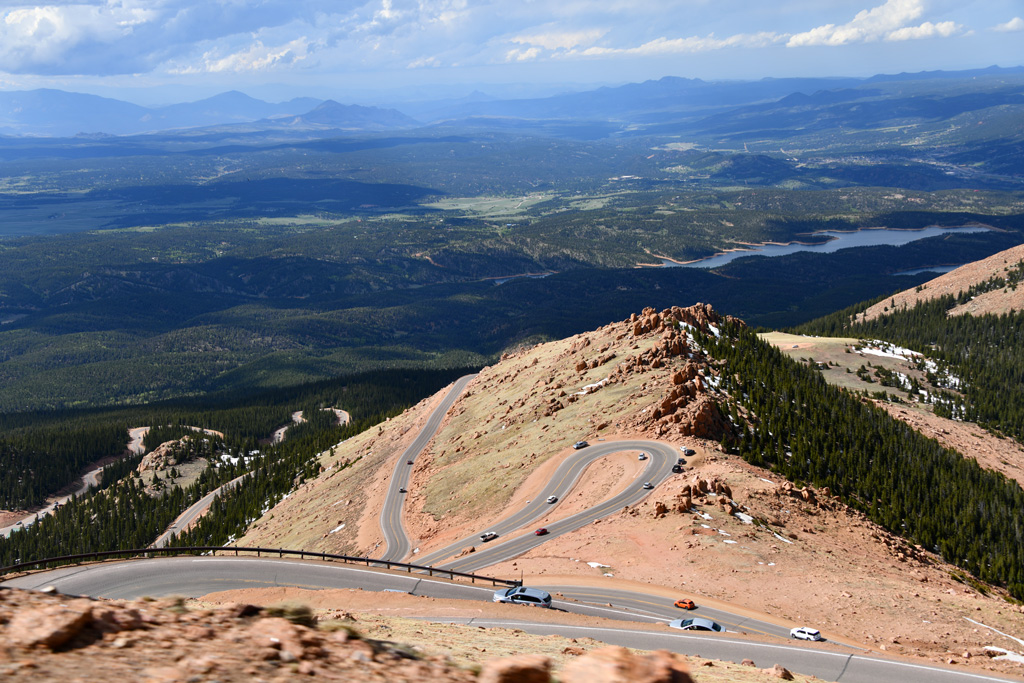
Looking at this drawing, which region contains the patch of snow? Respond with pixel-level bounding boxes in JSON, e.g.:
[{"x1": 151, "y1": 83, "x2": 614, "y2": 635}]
[
  {"x1": 576, "y1": 377, "x2": 610, "y2": 395},
  {"x1": 587, "y1": 562, "x2": 610, "y2": 569},
  {"x1": 772, "y1": 531, "x2": 794, "y2": 545},
  {"x1": 707, "y1": 324, "x2": 721, "y2": 338},
  {"x1": 985, "y1": 647, "x2": 1024, "y2": 664},
  {"x1": 734, "y1": 512, "x2": 754, "y2": 524},
  {"x1": 603, "y1": 573, "x2": 614, "y2": 577},
  {"x1": 723, "y1": 540, "x2": 738, "y2": 544},
  {"x1": 759, "y1": 478, "x2": 774, "y2": 484},
  {"x1": 700, "y1": 524, "x2": 711, "y2": 529},
  {"x1": 698, "y1": 512, "x2": 713, "y2": 520},
  {"x1": 717, "y1": 530, "x2": 731, "y2": 536},
  {"x1": 329, "y1": 523, "x2": 345, "y2": 534}
]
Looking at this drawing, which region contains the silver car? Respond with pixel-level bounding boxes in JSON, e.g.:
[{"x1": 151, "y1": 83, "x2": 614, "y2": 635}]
[
  {"x1": 493, "y1": 586, "x2": 552, "y2": 608},
  {"x1": 669, "y1": 617, "x2": 725, "y2": 632}
]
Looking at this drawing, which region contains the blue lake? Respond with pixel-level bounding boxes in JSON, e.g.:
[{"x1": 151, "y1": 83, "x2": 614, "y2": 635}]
[{"x1": 665, "y1": 225, "x2": 990, "y2": 269}]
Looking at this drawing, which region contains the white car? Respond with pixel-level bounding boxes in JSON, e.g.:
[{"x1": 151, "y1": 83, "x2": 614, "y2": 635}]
[
  {"x1": 479, "y1": 531, "x2": 498, "y2": 542},
  {"x1": 546, "y1": 495, "x2": 558, "y2": 504},
  {"x1": 790, "y1": 627, "x2": 822, "y2": 641},
  {"x1": 642, "y1": 482, "x2": 654, "y2": 490},
  {"x1": 638, "y1": 453, "x2": 647, "y2": 460}
]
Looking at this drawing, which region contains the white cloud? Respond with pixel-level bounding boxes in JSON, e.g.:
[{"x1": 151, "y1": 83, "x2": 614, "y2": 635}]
[
  {"x1": 580, "y1": 31, "x2": 786, "y2": 57},
  {"x1": 993, "y1": 16, "x2": 1024, "y2": 32},
  {"x1": 510, "y1": 29, "x2": 606, "y2": 51},
  {"x1": 787, "y1": 0, "x2": 961, "y2": 47},
  {"x1": 0, "y1": 4, "x2": 157, "y2": 72},
  {"x1": 171, "y1": 38, "x2": 310, "y2": 75},
  {"x1": 505, "y1": 46, "x2": 542, "y2": 62},
  {"x1": 885, "y1": 20, "x2": 959, "y2": 41}
]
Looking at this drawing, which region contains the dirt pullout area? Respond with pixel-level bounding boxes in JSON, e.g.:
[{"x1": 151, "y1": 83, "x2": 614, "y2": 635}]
[
  {"x1": 860, "y1": 242, "x2": 1024, "y2": 322},
  {"x1": 481, "y1": 447, "x2": 1024, "y2": 678}
]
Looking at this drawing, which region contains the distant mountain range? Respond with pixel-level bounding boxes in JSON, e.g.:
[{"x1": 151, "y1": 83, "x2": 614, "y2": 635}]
[
  {"x1": 0, "y1": 65, "x2": 1022, "y2": 138},
  {"x1": 0, "y1": 89, "x2": 414, "y2": 137}
]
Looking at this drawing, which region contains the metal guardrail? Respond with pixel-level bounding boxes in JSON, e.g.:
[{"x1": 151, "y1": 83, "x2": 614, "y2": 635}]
[{"x1": 0, "y1": 546, "x2": 520, "y2": 588}]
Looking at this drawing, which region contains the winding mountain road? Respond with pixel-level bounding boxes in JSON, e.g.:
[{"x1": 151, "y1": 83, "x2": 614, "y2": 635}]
[
  {"x1": 414, "y1": 440, "x2": 676, "y2": 570},
  {"x1": 378, "y1": 374, "x2": 476, "y2": 562},
  {"x1": 2, "y1": 557, "x2": 1015, "y2": 683}
]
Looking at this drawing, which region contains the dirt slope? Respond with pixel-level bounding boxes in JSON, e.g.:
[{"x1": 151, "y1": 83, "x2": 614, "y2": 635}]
[{"x1": 861, "y1": 243, "x2": 1024, "y2": 321}]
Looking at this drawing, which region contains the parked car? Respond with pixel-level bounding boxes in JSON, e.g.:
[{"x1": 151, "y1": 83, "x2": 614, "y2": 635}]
[
  {"x1": 790, "y1": 627, "x2": 823, "y2": 641},
  {"x1": 681, "y1": 447, "x2": 696, "y2": 456},
  {"x1": 493, "y1": 586, "x2": 552, "y2": 608},
  {"x1": 546, "y1": 495, "x2": 558, "y2": 504},
  {"x1": 638, "y1": 452, "x2": 647, "y2": 460},
  {"x1": 572, "y1": 441, "x2": 589, "y2": 450},
  {"x1": 674, "y1": 599, "x2": 696, "y2": 610},
  {"x1": 669, "y1": 618, "x2": 724, "y2": 632},
  {"x1": 671, "y1": 465, "x2": 683, "y2": 473},
  {"x1": 479, "y1": 531, "x2": 498, "y2": 542},
  {"x1": 642, "y1": 482, "x2": 654, "y2": 490},
  {"x1": 535, "y1": 528, "x2": 548, "y2": 536}
]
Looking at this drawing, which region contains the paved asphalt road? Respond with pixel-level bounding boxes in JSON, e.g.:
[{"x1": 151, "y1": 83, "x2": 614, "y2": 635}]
[
  {"x1": 151, "y1": 472, "x2": 251, "y2": 548},
  {"x1": 378, "y1": 374, "x2": 476, "y2": 562},
  {"x1": 3, "y1": 557, "x2": 1016, "y2": 683},
  {"x1": 414, "y1": 440, "x2": 677, "y2": 571}
]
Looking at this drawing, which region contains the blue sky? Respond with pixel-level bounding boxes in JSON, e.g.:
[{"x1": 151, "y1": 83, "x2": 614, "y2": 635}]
[{"x1": 0, "y1": 0, "x2": 1021, "y2": 104}]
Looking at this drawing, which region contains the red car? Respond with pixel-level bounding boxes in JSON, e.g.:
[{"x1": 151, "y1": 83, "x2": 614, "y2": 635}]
[
  {"x1": 535, "y1": 528, "x2": 549, "y2": 536},
  {"x1": 674, "y1": 598, "x2": 697, "y2": 610}
]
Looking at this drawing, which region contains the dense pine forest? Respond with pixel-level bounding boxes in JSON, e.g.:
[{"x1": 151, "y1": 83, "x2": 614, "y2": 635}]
[
  {"x1": 704, "y1": 324, "x2": 1024, "y2": 598},
  {"x1": 0, "y1": 366, "x2": 473, "y2": 567},
  {"x1": 797, "y1": 259, "x2": 1024, "y2": 444}
]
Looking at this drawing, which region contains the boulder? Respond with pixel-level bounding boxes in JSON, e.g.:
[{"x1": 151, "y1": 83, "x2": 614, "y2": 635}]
[
  {"x1": 562, "y1": 646, "x2": 694, "y2": 683},
  {"x1": 480, "y1": 654, "x2": 552, "y2": 683},
  {"x1": 765, "y1": 664, "x2": 795, "y2": 680},
  {"x1": 6, "y1": 599, "x2": 94, "y2": 649}
]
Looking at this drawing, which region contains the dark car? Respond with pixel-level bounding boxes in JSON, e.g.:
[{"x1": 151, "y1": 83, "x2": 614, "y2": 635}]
[{"x1": 671, "y1": 464, "x2": 683, "y2": 473}]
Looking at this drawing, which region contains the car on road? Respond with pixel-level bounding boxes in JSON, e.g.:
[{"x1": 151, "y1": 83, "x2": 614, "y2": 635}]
[
  {"x1": 669, "y1": 617, "x2": 724, "y2": 632},
  {"x1": 572, "y1": 441, "x2": 589, "y2": 449},
  {"x1": 638, "y1": 452, "x2": 647, "y2": 460},
  {"x1": 642, "y1": 482, "x2": 654, "y2": 490},
  {"x1": 546, "y1": 495, "x2": 558, "y2": 504},
  {"x1": 407, "y1": 460, "x2": 413, "y2": 465},
  {"x1": 493, "y1": 586, "x2": 552, "y2": 608},
  {"x1": 674, "y1": 598, "x2": 696, "y2": 610},
  {"x1": 535, "y1": 528, "x2": 548, "y2": 536},
  {"x1": 790, "y1": 627, "x2": 823, "y2": 641},
  {"x1": 479, "y1": 531, "x2": 498, "y2": 542},
  {"x1": 398, "y1": 487, "x2": 407, "y2": 493}
]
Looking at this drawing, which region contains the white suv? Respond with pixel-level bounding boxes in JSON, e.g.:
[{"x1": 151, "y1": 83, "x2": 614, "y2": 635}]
[{"x1": 790, "y1": 627, "x2": 822, "y2": 641}]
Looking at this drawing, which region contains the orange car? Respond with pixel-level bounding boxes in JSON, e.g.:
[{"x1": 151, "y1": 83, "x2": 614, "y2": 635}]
[{"x1": 674, "y1": 599, "x2": 697, "y2": 610}]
